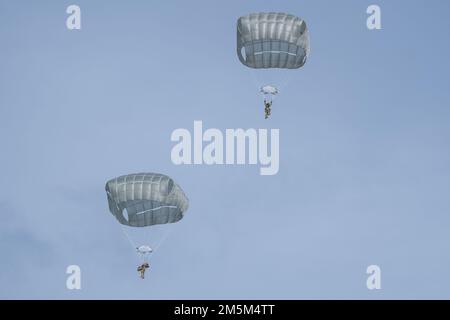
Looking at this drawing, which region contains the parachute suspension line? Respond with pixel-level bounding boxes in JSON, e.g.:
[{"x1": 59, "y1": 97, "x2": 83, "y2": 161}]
[
  {"x1": 139, "y1": 251, "x2": 149, "y2": 264},
  {"x1": 119, "y1": 220, "x2": 173, "y2": 261},
  {"x1": 245, "y1": 43, "x2": 293, "y2": 96},
  {"x1": 148, "y1": 225, "x2": 175, "y2": 254},
  {"x1": 120, "y1": 222, "x2": 173, "y2": 260},
  {"x1": 276, "y1": 72, "x2": 293, "y2": 92},
  {"x1": 120, "y1": 225, "x2": 152, "y2": 263},
  {"x1": 249, "y1": 67, "x2": 262, "y2": 93},
  {"x1": 120, "y1": 225, "x2": 138, "y2": 252},
  {"x1": 275, "y1": 69, "x2": 298, "y2": 93},
  {"x1": 249, "y1": 67, "x2": 294, "y2": 104}
]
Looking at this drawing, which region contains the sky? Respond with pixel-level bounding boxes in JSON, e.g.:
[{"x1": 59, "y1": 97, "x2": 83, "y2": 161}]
[{"x1": 1, "y1": 0, "x2": 450, "y2": 299}]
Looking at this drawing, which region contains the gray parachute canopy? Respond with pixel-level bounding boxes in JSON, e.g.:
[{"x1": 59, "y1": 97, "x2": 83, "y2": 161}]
[
  {"x1": 105, "y1": 173, "x2": 189, "y2": 227},
  {"x1": 237, "y1": 12, "x2": 310, "y2": 69}
]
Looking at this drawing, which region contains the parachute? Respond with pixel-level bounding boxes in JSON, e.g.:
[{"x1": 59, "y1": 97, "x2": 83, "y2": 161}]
[
  {"x1": 105, "y1": 173, "x2": 189, "y2": 263},
  {"x1": 237, "y1": 12, "x2": 310, "y2": 69},
  {"x1": 237, "y1": 12, "x2": 310, "y2": 117}
]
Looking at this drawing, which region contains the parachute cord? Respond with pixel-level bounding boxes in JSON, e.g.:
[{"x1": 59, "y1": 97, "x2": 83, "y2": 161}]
[
  {"x1": 149, "y1": 227, "x2": 175, "y2": 256},
  {"x1": 249, "y1": 68, "x2": 294, "y2": 105},
  {"x1": 118, "y1": 223, "x2": 176, "y2": 262},
  {"x1": 120, "y1": 226, "x2": 151, "y2": 264},
  {"x1": 250, "y1": 68, "x2": 260, "y2": 89},
  {"x1": 120, "y1": 225, "x2": 138, "y2": 252},
  {"x1": 276, "y1": 70, "x2": 297, "y2": 93}
]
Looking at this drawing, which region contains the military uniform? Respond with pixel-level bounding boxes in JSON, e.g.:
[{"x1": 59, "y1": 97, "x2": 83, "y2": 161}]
[
  {"x1": 137, "y1": 262, "x2": 150, "y2": 279},
  {"x1": 264, "y1": 101, "x2": 272, "y2": 119}
]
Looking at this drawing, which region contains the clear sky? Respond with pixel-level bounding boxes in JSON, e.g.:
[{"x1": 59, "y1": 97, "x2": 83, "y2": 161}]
[{"x1": 1, "y1": 0, "x2": 450, "y2": 299}]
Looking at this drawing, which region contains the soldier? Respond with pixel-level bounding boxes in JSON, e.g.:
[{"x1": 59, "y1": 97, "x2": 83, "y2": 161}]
[
  {"x1": 264, "y1": 100, "x2": 272, "y2": 119},
  {"x1": 137, "y1": 262, "x2": 150, "y2": 279}
]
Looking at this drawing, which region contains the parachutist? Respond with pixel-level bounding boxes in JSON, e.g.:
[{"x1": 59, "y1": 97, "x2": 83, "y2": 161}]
[
  {"x1": 105, "y1": 173, "x2": 188, "y2": 277},
  {"x1": 264, "y1": 100, "x2": 272, "y2": 119},
  {"x1": 238, "y1": 14, "x2": 309, "y2": 118},
  {"x1": 137, "y1": 262, "x2": 150, "y2": 279}
]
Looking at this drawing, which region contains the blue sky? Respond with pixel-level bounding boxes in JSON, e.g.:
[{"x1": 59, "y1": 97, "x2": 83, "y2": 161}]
[{"x1": 1, "y1": 0, "x2": 450, "y2": 299}]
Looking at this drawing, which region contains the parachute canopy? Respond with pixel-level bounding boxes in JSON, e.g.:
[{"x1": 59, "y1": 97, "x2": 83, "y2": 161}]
[
  {"x1": 105, "y1": 173, "x2": 189, "y2": 228},
  {"x1": 237, "y1": 12, "x2": 310, "y2": 69}
]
